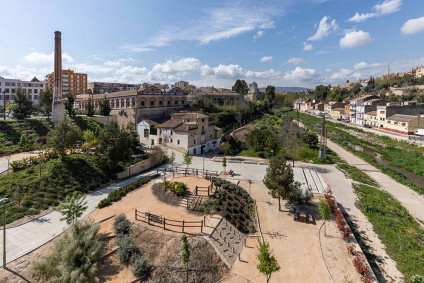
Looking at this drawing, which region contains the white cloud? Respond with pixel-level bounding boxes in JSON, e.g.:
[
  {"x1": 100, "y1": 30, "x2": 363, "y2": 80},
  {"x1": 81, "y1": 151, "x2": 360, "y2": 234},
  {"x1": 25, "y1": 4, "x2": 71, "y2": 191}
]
[
  {"x1": 339, "y1": 30, "x2": 373, "y2": 48},
  {"x1": 24, "y1": 51, "x2": 74, "y2": 64},
  {"x1": 348, "y1": 0, "x2": 402, "y2": 22},
  {"x1": 260, "y1": 56, "x2": 273, "y2": 63},
  {"x1": 303, "y1": 42, "x2": 313, "y2": 51},
  {"x1": 326, "y1": 68, "x2": 332, "y2": 72},
  {"x1": 148, "y1": 58, "x2": 202, "y2": 81},
  {"x1": 353, "y1": 61, "x2": 383, "y2": 70},
  {"x1": 307, "y1": 16, "x2": 338, "y2": 41},
  {"x1": 401, "y1": 17, "x2": 424, "y2": 34},
  {"x1": 122, "y1": 3, "x2": 278, "y2": 52},
  {"x1": 287, "y1": 57, "x2": 303, "y2": 64},
  {"x1": 329, "y1": 68, "x2": 361, "y2": 81},
  {"x1": 253, "y1": 31, "x2": 264, "y2": 40},
  {"x1": 283, "y1": 67, "x2": 321, "y2": 82}
]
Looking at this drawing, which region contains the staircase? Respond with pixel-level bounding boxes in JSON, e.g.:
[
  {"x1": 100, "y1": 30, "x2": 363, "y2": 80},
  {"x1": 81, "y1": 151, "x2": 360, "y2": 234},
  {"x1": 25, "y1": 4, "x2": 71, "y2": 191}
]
[
  {"x1": 180, "y1": 191, "x2": 193, "y2": 208},
  {"x1": 208, "y1": 218, "x2": 246, "y2": 266}
]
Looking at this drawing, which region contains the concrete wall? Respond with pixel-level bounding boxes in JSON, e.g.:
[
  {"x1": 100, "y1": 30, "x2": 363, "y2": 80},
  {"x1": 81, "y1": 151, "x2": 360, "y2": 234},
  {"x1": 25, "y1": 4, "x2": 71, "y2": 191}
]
[{"x1": 116, "y1": 157, "x2": 159, "y2": 179}]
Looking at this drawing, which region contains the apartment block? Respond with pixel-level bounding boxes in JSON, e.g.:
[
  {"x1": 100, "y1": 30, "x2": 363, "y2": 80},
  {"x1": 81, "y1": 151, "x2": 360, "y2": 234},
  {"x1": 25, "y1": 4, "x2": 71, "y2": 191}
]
[
  {"x1": 376, "y1": 105, "x2": 424, "y2": 129},
  {"x1": 46, "y1": 69, "x2": 87, "y2": 96},
  {"x1": 0, "y1": 76, "x2": 45, "y2": 106},
  {"x1": 87, "y1": 82, "x2": 140, "y2": 95}
]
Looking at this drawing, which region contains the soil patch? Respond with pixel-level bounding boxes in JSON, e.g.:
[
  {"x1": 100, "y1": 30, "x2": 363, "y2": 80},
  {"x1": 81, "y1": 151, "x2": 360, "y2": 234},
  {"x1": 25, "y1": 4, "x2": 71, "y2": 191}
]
[{"x1": 152, "y1": 182, "x2": 183, "y2": 206}]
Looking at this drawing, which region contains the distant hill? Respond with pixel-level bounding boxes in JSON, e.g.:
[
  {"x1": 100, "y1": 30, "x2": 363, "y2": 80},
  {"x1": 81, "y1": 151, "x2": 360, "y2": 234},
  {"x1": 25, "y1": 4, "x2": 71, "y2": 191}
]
[{"x1": 258, "y1": 87, "x2": 308, "y2": 92}]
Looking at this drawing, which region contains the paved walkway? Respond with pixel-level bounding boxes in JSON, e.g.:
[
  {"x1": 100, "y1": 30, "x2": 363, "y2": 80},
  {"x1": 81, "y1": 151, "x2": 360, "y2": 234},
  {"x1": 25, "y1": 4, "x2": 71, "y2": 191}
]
[{"x1": 326, "y1": 138, "x2": 424, "y2": 225}]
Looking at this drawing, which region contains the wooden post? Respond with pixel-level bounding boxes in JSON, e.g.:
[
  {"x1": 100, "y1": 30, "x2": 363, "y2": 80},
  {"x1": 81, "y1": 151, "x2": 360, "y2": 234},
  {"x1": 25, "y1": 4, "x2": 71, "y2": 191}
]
[
  {"x1": 163, "y1": 217, "x2": 166, "y2": 230},
  {"x1": 201, "y1": 220, "x2": 203, "y2": 233},
  {"x1": 195, "y1": 186, "x2": 198, "y2": 195},
  {"x1": 182, "y1": 220, "x2": 185, "y2": 233},
  {"x1": 135, "y1": 209, "x2": 137, "y2": 220},
  {"x1": 147, "y1": 213, "x2": 150, "y2": 225}
]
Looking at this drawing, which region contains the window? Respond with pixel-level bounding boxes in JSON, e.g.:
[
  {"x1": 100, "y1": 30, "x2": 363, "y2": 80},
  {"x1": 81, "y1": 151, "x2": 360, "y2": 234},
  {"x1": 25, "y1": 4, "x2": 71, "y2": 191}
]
[
  {"x1": 159, "y1": 100, "x2": 163, "y2": 105},
  {"x1": 177, "y1": 140, "x2": 180, "y2": 145},
  {"x1": 5, "y1": 88, "x2": 9, "y2": 93},
  {"x1": 34, "y1": 89, "x2": 38, "y2": 94},
  {"x1": 11, "y1": 89, "x2": 15, "y2": 93},
  {"x1": 202, "y1": 118, "x2": 204, "y2": 122},
  {"x1": 182, "y1": 100, "x2": 185, "y2": 104},
  {"x1": 402, "y1": 123, "x2": 406, "y2": 126},
  {"x1": 194, "y1": 139, "x2": 196, "y2": 144},
  {"x1": 175, "y1": 100, "x2": 178, "y2": 105},
  {"x1": 168, "y1": 100, "x2": 171, "y2": 105},
  {"x1": 141, "y1": 101, "x2": 145, "y2": 106},
  {"x1": 34, "y1": 95, "x2": 38, "y2": 100},
  {"x1": 150, "y1": 100, "x2": 154, "y2": 106},
  {"x1": 380, "y1": 110, "x2": 385, "y2": 114}
]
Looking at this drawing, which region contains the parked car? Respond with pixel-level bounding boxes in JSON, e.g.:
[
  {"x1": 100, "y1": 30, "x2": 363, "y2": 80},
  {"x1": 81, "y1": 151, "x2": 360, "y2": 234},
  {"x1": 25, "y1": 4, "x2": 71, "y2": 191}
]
[
  {"x1": 364, "y1": 124, "x2": 372, "y2": 128},
  {"x1": 337, "y1": 118, "x2": 343, "y2": 121}
]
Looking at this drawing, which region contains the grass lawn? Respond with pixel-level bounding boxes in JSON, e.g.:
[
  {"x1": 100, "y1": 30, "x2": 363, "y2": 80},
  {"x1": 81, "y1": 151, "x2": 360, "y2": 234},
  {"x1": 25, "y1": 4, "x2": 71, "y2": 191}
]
[
  {"x1": 0, "y1": 154, "x2": 108, "y2": 224},
  {"x1": 337, "y1": 163, "x2": 379, "y2": 187},
  {"x1": 354, "y1": 184, "x2": 424, "y2": 280},
  {"x1": 287, "y1": 110, "x2": 424, "y2": 194}
]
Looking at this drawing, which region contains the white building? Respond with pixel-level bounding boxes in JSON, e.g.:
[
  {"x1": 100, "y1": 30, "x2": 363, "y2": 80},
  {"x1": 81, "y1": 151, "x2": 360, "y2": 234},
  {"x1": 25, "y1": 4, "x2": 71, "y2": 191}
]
[
  {"x1": 0, "y1": 76, "x2": 45, "y2": 106},
  {"x1": 154, "y1": 112, "x2": 222, "y2": 155}
]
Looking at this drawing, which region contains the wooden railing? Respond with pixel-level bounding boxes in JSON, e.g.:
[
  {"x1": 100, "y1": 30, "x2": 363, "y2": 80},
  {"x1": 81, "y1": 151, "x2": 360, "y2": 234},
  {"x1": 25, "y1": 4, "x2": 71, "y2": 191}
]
[
  {"x1": 135, "y1": 209, "x2": 203, "y2": 233},
  {"x1": 157, "y1": 166, "x2": 218, "y2": 178}
]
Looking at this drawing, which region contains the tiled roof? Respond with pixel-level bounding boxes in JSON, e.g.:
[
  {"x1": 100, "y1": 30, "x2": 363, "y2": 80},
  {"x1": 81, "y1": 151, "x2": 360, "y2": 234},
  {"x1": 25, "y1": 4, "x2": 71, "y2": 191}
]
[
  {"x1": 156, "y1": 119, "x2": 184, "y2": 129},
  {"x1": 365, "y1": 110, "x2": 377, "y2": 116}
]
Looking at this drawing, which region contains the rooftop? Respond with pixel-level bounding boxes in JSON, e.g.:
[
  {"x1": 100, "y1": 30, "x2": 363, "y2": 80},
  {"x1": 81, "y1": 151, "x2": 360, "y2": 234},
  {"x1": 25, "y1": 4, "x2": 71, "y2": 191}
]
[{"x1": 386, "y1": 114, "x2": 417, "y2": 122}]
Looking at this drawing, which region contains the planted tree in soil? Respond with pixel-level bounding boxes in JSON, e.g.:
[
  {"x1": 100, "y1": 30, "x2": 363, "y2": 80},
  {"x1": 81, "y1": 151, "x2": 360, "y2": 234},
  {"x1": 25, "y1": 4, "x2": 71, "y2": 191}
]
[
  {"x1": 56, "y1": 191, "x2": 88, "y2": 231},
  {"x1": 318, "y1": 198, "x2": 331, "y2": 236},
  {"x1": 222, "y1": 156, "x2": 227, "y2": 173},
  {"x1": 257, "y1": 239, "x2": 280, "y2": 282},
  {"x1": 181, "y1": 235, "x2": 191, "y2": 283}
]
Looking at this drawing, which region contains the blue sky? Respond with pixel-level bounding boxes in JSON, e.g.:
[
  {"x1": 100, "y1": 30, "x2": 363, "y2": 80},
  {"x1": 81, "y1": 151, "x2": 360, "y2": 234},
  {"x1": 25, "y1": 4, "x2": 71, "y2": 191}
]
[{"x1": 1, "y1": 0, "x2": 424, "y2": 88}]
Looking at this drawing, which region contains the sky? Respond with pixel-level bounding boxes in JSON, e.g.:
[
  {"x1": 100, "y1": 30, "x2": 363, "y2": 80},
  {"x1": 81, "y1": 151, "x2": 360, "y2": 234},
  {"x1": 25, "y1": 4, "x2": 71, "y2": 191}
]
[{"x1": 0, "y1": 0, "x2": 424, "y2": 89}]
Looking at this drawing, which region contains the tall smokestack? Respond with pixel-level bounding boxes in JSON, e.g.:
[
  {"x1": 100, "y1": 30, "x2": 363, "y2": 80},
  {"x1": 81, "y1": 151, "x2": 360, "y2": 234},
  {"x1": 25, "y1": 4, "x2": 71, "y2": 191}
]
[{"x1": 52, "y1": 31, "x2": 64, "y2": 123}]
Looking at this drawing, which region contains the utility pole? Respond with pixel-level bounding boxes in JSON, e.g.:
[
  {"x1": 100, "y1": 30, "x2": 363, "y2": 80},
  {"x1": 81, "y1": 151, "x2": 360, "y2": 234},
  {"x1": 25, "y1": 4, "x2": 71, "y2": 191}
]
[
  {"x1": 0, "y1": 198, "x2": 8, "y2": 268},
  {"x1": 318, "y1": 116, "x2": 327, "y2": 159},
  {"x1": 3, "y1": 90, "x2": 6, "y2": 120}
]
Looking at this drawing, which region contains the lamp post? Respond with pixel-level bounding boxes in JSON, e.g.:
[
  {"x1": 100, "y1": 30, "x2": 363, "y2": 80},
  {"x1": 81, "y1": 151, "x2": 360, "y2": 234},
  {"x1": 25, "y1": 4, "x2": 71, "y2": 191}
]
[
  {"x1": 0, "y1": 198, "x2": 8, "y2": 268},
  {"x1": 270, "y1": 149, "x2": 274, "y2": 158}
]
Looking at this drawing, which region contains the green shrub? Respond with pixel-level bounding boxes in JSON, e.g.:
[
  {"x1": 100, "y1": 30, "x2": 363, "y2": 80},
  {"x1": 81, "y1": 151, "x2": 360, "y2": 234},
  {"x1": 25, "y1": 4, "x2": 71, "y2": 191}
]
[
  {"x1": 132, "y1": 254, "x2": 148, "y2": 278},
  {"x1": 170, "y1": 182, "x2": 187, "y2": 196},
  {"x1": 116, "y1": 235, "x2": 140, "y2": 265},
  {"x1": 114, "y1": 214, "x2": 131, "y2": 236}
]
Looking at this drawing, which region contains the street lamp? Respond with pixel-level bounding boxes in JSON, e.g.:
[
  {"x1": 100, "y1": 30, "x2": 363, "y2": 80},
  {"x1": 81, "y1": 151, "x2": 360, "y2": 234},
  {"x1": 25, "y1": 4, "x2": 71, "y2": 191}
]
[
  {"x1": 270, "y1": 149, "x2": 274, "y2": 158},
  {"x1": 0, "y1": 198, "x2": 8, "y2": 268}
]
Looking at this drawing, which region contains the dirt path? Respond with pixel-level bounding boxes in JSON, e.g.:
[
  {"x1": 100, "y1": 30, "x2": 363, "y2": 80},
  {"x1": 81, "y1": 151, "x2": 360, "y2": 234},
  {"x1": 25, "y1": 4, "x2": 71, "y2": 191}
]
[
  {"x1": 0, "y1": 150, "x2": 42, "y2": 162},
  {"x1": 305, "y1": 162, "x2": 404, "y2": 282},
  {"x1": 326, "y1": 138, "x2": 424, "y2": 225},
  {"x1": 225, "y1": 180, "x2": 361, "y2": 283}
]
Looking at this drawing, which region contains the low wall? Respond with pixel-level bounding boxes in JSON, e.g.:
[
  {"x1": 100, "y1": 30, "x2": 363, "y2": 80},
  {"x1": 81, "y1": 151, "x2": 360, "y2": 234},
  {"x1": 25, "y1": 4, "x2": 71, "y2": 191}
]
[
  {"x1": 88, "y1": 115, "x2": 116, "y2": 125},
  {"x1": 116, "y1": 158, "x2": 159, "y2": 179}
]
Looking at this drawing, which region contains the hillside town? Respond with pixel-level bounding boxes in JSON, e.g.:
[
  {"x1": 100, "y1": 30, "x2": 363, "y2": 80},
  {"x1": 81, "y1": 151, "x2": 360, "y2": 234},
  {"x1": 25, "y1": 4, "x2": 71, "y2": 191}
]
[{"x1": 1, "y1": 1, "x2": 424, "y2": 283}]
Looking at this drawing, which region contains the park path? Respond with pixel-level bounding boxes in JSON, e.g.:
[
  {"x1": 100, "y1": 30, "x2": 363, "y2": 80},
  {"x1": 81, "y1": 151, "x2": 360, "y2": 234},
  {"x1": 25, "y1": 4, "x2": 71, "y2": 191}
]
[
  {"x1": 0, "y1": 148, "x2": 268, "y2": 267},
  {"x1": 325, "y1": 138, "x2": 424, "y2": 225}
]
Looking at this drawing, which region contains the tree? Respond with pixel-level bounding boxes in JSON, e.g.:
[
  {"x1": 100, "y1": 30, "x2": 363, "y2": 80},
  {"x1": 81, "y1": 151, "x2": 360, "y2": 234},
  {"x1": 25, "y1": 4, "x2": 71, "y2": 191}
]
[
  {"x1": 318, "y1": 198, "x2": 331, "y2": 236},
  {"x1": 183, "y1": 150, "x2": 192, "y2": 168},
  {"x1": 301, "y1": 132, "x2": 319, "y2": 148},
  {"x1": 257, "y1": 239, "x2": 280, "y2": 281},
  {"x1": 99, "y1": 96, "x2": 111, "y2": 116},
  {"x1": 181, "y1": 235, "x2": 190, "y2": 283},
  {"x1": 56, "y1": 191, "x2": 88, "y2": 228},
  {"x1": 232, "y1": 79, "x2": 249, "y2": 96},
  {"x1": 11, "y1": 87, "x2": 33, "y2": 119},
  {"x1": 263, "y1": 153, "x2": 297, "y2": 210},
  {"x1": 169, "y1": 151, "x2": 176, "y2": 165},
  {"x1": 38, "y1": 89, "x2": 53, "y2": 118},
  {"x1": 47, "y1": 120, "x2": 82, "y2": 157},
  {"x1": 97, "y1": 121, "x2": 133, "y2": 172},
  {"x1": 222, "y1": 156, "x2": 227, "y2": 173},
  {"x1": 86, "y1": 98, "x2": 95, "y2": 117},
  {"x1": 261, "y1": 85, "x2": 276, "y2": 105},
  {"x1": 314, "y1": 85, "x2": 331, "y2": 102},
  {"x1": 64, "y1": 92, "x2": 76, "y2": 117}
]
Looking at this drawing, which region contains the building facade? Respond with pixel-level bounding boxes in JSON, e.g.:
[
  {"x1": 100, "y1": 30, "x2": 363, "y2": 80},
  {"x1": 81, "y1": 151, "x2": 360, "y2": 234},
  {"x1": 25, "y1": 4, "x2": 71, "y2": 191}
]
[
  {"x1": 154, "y1": 112, "x2": 222, "y2": 155},
  {"x1": 0, "y1": 76, "x2": 45, "y2": 106},
  {"x1": 174, "y1": 81, "x2": 189, "y2": 89},
  {"x1": 46, "y1": 69, "x2": 87, "y2": 96},
  {"x1": 376, "y1": 105, "x2": 424, "y2": 129},
  {"x1": 384, "y1": 114, "x2": 424, "y2": 135},
  {"x1": 74, "y1": 86, "x2": 188, "y2": 125},
  {"x1": 87, "y1": 82, "x2": 140, "y2": 95}
]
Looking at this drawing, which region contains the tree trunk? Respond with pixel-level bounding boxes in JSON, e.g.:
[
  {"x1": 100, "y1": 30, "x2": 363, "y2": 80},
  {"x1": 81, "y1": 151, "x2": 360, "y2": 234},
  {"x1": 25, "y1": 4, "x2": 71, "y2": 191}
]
[{"x1": 278, "y1": 197, "x2": 281, "y2": 211}]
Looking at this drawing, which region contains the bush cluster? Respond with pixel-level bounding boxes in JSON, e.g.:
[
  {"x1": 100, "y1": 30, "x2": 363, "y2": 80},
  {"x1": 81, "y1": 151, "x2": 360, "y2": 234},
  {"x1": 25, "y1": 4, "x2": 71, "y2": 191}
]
[
  {"x1": 98, "y1": 174, "x2": 159, "y2": 208},
  {"x1": 113, "y1": 215, "x2": 148, "y2": 279}
]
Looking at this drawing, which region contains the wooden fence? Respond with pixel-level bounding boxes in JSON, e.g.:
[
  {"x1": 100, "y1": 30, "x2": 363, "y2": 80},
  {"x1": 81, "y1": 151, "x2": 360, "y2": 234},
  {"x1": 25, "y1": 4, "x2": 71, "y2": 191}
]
[
  {"x1": 135, "y1": 209, "x2": 203, "y2": 233},
  {"x1": 194, "y1": 184, "x2": 214, "y2": 196},
  {"x1": 158, "y1": 166, "x2": 218, "y2": 179}
]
